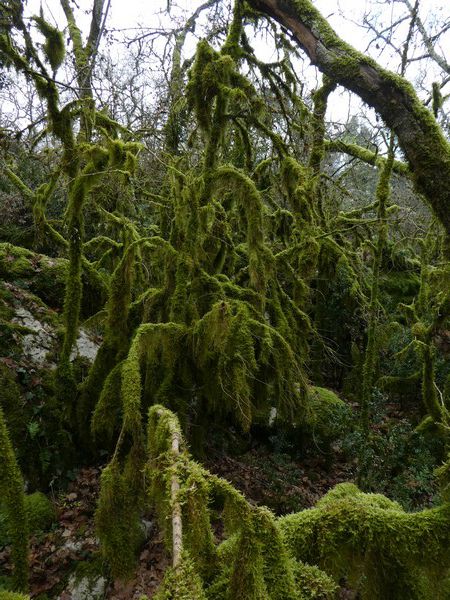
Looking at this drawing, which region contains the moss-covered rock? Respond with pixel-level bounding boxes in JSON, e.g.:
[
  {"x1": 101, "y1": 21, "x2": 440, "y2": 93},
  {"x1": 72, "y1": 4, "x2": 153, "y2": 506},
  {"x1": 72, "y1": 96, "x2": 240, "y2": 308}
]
[
  {"x1": 24, "y1": 492, "x2": 55, "y2": 533},
  {"x1": 0, "y1": 492, "x2": 55, "y2": 546},
  {"x1": 0, "y1": 242, "x2": 107, "y2": 317},
  {"x1": 304, "y1": 386, "x2": 351, "y2": 442}
]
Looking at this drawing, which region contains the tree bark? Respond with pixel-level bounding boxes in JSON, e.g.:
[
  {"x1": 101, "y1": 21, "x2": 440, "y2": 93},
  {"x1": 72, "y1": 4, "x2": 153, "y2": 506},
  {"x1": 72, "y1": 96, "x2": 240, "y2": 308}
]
[{"x1": 247, "y1": 0, "x2": 450, "y2": 234}]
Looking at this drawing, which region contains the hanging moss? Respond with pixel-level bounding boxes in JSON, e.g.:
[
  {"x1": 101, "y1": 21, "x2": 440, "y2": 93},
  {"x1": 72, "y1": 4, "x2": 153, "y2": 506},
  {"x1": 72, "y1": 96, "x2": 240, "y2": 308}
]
[
  {"x1": 0, "y1": 407, "x2": 28, "y2": 592},
  {"x1": 33, "y1": 15, "x2": 65, "y2": 72},
  {"x1": 90, "y1": 361, "x2": 124, "y2": 444},
  {"x1": 281, "y1": 157, "x2": 315, "y2": 226},
  {"x1": 95, "y1": 460, "x2": 144, "y2": 580}
]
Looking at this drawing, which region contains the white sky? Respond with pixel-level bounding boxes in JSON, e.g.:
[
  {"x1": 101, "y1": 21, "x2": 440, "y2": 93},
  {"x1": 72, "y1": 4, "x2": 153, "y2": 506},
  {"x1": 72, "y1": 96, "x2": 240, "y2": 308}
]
[{"x1": 10, "y1": 0, "x2": 450, "y2": 138}]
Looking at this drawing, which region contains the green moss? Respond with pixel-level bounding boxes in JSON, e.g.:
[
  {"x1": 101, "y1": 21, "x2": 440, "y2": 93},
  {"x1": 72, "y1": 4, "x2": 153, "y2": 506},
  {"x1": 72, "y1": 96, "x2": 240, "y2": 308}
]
[
  {"x1": 0, "y1": 593, "x2": 30, "y2": 600},
  {"x1": 154, "y1": 551, "x2": 207, "y2": 600},
  {"x1": 90, "y1": 360, "x2": 123, "y2": 444},
  {"x1": 0, "y1": 406, "x2": 28, "y2": 591},
  {"x1": 1, "y1": 492, "x2": 54, "y2": 544},
  {"x1": 360, "y1": 142, "x2": 394, "y2": 434},
  {"x1": 293, "y1": 562, "x2": 338, "y2": 599},
  {"x1": 379, "y1": 270, "x2": 420, "y2": 308},
  {"x1": 0, "y1": 243, "x2": 106, "y2": 316},
  {"x1": 432, "y1": 82, "x2": 443, "y2": 118},
  {"x1": 95, "y1": 461, "x2": 144, "y2": 580},
  {"x1": 0, "y1": 369, "x2": 22, "y2": 453},
  {"x1": 279, "y1": 483, "x2": 450, "y2": 599},
  {"x1": 24, "y1": 492, "x2": 55, "y2": 533},
  {"x1": 304, "y1": 386, "x2": 351, "y2": 441},
  {"x1": 33, "y1": 16, "x2": 65, "y2": 71}
]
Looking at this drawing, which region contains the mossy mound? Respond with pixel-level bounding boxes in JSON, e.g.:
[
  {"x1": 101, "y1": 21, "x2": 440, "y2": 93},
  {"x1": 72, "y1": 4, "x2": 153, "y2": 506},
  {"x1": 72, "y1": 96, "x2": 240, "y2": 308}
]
[
  {"x1": 25, "y1": 492, "x2": 55, "y2": 533},
  {"x1": 304, "y1": 386, "x2": 351, "y2": 442},
  {"x1": 155, "y1": 552, "x2": 207, "y2": 600},
  {"x1": 0, "y1": 492, "x2": 55, "y2": 546},
  {"x1": 0, "y1": 243, "x2": 107, "y2": 317}
]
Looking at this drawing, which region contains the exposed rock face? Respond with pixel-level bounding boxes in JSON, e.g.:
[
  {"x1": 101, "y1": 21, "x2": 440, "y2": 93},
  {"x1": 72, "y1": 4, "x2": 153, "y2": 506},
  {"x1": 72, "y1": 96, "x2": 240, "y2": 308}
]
[
  {"x1": 12, "y1": 306, "x2": 99, "y2": 368},
  {"x1": 64, "y1": 573, "x2": 107, "y2": 600}
]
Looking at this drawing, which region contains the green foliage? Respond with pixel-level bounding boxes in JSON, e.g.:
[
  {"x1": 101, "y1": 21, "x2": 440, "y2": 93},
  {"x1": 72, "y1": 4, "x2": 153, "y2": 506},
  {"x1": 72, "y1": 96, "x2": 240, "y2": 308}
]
[{"x1": 342, "y1": 391, "x2": 442, "y2": 509}]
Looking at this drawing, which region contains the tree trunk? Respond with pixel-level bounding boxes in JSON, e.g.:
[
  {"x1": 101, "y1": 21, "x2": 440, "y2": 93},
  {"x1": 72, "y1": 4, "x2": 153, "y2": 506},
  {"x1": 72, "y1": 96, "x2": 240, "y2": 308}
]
[{"x1": 248, "y1": 0, "x2": 450, "y2": 234}]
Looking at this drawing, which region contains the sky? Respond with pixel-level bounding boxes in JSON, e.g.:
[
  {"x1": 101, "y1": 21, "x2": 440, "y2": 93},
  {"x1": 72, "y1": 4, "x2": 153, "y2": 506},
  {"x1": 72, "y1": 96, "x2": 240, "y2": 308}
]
[{"x1": 10, "y1": 0, "x2": 450, "y2": 136}]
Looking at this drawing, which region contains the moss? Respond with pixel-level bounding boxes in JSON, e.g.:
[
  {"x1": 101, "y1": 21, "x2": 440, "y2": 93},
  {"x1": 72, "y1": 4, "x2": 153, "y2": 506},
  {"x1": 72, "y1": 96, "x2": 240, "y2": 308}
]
[
  {"x1": 379, "y1": 270, "x2": 420, "y2": 308},
  {"x1": 0, "y1": 243, "x2": 106, "y2": 317},
  {"x1": 325, "y1": 139, "x2": 409, "y2": 176},
  {"x1": 257, "y1": 0, "x2": 450, "y2": 231},
  {"x1": 279, "y1": 482, "x2": 450, "y2": 599},
  {"x1": 33, "y1": 16, "x2": 65, "y2": 72},
  {"x1": 24, "y1": 492, "x2": 55, "y2": 533},
  {"x1": 147, "y1": 406, "x2": 301, "y2": 600},
  {"x1": 154, "y1": 551, "x2": 207, "y2": 600},
  {"x1": 293, "y1": 562, "x2": 338, "y2": 599},
  {"x1": 0, "y1": 593, "x2": 30, "y2": 600},
  {"x1": 0, "y1": 406, "x2": 28, "y2": 591},
  {"x1": 0, "y1": 366, "x2": 22, "y2": 439},
  {"x1": 90, "y1": 360, "x2": 123, "y2": 444},
  {"x1": 304, "y1": 386, "x2": 351, "y2": 441},
  {"x1": 95, "y1": 461, "x2": 144, "y2": 580},
  {"x1": 432, "y1": 82, "x2": 443, "y2": 117},
  {"x1": 360, "y1": 142, "x2": 394, "y2": 434},
  {"x1": 1, "y1": 492, "x2": 54, "y2": 544}
]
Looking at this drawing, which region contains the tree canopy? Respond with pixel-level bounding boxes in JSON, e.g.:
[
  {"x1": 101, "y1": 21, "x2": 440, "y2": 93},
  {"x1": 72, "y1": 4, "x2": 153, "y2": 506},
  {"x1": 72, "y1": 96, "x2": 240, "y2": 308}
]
[{"x1": 0, "y1": 0, "x2": 449, "y2": 598}]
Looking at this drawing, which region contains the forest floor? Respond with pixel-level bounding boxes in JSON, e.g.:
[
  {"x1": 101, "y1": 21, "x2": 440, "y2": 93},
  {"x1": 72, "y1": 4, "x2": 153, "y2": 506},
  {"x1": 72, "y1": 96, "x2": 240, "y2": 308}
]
[{"x1": 0, "y1": 445, "x2": 356, "y2": 599}]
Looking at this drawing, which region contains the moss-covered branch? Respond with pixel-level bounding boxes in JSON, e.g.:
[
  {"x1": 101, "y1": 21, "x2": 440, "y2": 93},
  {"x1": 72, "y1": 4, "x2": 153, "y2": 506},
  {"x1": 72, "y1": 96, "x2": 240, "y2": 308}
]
[{"x1": 247, "y1": 0, "x2": 450, "y2": 233}]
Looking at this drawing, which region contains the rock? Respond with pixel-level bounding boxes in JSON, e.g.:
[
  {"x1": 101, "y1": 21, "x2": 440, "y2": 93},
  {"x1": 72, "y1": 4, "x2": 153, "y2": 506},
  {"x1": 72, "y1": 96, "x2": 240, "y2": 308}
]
[
  {"x1": 140, "y1": 518, "x2": 154, "y2": 539},
  {"x1": 70, "y1": 328, "x2": 99, "y2": 362},
  {"x1": 64, "y1": 573, "x2": 107, "y2": 600},
  {"x1": 12, "y1": 306, "x2": 99, "y2": 368},
  {"x1": 12, "y1": 307, "x2": 57, "y2": 367}
]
